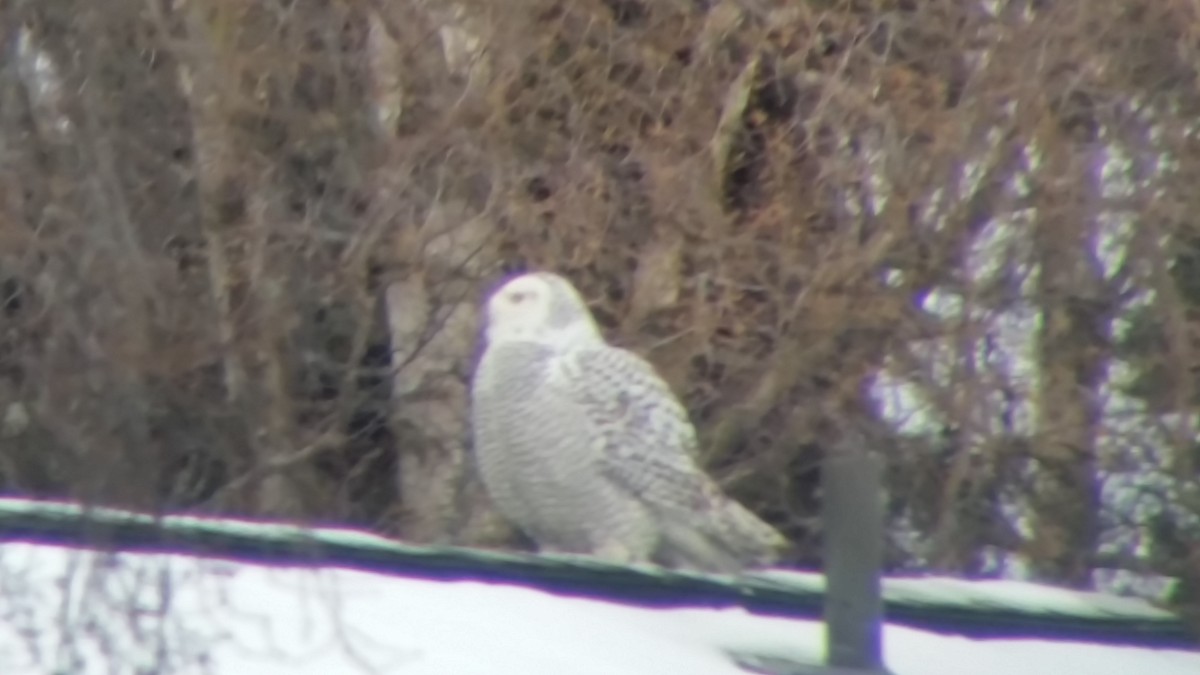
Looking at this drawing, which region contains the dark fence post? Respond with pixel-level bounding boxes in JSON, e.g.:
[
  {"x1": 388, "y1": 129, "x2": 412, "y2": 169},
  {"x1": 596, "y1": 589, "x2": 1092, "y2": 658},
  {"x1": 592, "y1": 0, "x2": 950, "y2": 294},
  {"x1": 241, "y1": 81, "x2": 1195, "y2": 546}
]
[{"x1": 822, "y1": 433, "x2": 888, "y2": 673}]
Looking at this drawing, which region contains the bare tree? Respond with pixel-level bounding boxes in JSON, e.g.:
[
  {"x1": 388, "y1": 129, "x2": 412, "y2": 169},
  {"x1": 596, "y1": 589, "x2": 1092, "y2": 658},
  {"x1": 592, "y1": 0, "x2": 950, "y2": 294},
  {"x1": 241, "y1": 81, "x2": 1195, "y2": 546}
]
[{"x1": 0, "y1": 0, "x2": 1196, "y2": 632}]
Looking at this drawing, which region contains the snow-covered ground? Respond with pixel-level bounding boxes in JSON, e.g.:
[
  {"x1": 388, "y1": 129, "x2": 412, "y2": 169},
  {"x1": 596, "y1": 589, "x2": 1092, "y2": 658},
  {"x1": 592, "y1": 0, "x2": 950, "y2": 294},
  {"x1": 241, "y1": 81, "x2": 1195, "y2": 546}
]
[{"x1": 1, "y1": 541, "x2": 1198, "y2": 675}]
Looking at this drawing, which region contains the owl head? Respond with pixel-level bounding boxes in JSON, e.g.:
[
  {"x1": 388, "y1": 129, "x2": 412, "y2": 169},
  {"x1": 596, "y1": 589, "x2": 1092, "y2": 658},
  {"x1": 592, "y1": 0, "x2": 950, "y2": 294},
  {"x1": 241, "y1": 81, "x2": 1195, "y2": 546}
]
[{"x1": 484, "y1": 272, "x2": 602, "y2": 347}]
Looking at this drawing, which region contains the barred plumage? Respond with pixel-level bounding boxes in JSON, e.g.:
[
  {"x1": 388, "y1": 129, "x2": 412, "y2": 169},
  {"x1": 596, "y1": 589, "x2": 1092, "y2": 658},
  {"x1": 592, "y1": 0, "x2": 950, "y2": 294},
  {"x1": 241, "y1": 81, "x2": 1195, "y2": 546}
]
[{"x1": 470, "y1": 272, "x2": 787, "y2": 573}]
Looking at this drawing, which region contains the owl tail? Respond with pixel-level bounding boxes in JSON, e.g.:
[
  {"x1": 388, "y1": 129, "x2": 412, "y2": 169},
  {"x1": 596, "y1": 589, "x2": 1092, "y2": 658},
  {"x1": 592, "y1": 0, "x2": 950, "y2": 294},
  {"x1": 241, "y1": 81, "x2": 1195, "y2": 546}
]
[
  {"x1": 714, "y1": 500, "x2": 789, "y2": 564},
  {"x1": 655, "y1": 500, "x2": 788, "y2": 574}
]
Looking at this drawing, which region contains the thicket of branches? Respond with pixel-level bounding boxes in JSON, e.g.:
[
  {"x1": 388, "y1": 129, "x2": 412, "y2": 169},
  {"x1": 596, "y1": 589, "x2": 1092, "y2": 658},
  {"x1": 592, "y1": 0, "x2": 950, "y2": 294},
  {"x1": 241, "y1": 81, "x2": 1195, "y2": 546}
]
[{"x1": 1, "y1": 0, "x2": 1198, "y2": 621}]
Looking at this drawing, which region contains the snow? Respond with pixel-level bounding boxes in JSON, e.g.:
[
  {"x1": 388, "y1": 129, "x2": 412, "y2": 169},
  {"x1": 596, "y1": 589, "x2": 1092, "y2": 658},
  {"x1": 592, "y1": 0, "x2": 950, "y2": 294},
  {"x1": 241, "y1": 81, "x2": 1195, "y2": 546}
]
[
  {"x1": 754, "y1": 569, "x2": 1176, "y2": 620},
  {"x1": 0, "y1": 543, "x2": 776, "y2": 675},
  {"x1": 1, "y1": 542, "x2": 1198, "y2": 675}
]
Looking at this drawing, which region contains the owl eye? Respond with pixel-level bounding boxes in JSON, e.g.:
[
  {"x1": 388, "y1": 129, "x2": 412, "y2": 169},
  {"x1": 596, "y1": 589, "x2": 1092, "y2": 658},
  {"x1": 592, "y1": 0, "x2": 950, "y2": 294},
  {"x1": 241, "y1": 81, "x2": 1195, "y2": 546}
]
[{"x1": 509, "y1": 290, "x2": 533, "y2": 304}]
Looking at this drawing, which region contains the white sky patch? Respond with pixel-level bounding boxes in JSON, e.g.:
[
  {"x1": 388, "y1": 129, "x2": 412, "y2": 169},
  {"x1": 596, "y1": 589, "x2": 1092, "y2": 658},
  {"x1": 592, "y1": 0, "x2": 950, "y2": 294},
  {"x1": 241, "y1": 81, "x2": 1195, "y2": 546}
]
[
  {"x1": 877, "y1": 202, "x2": 1041, "y2": 440},
  {"x1": 1096, "y1": 361, "x2": 1200, "y2": 548},
  {"x1": 1093, "y1": 144, "x2": 1144, "y2": 287},
  {"x1": 884, "y1": 267, "x2": 906, "y2": 288},
  {"x1": 979, "y1": 0, "x2": 1002, "y2": 19},
  {"x1": 1087, "y1": 124, "x2": 1198, "y2": 576},
  {"x1": 871, "y1": 365, "x2": 938, "y2": 435},
  {"x1": 917, "y1": 186, "x2": 948, "y2": 234},
  {"x1": 977, "y1": 546, "x2": 1035, "y2": 580},
  {"x1": 1099, "y1": 144, "x2": 1138, "y2": 197},
  {"x1": 863, "y1": 132, "x2": 891, "y2": 217},
  {"x1": 921, "y1": 286, "x2": 965, "y2": 321},
  {"x1": 1093, "y1": 567, "x2": 1177, "y2": 605},
  {"x1": 1094, "y1": 210, "x2": 1135, "y2": 282},
  {"x1": 958, "y1": 157, "x2": 988, "y2": 203},
  {"x1": 983, "y1": 303, "x2": 1039, "y2": 434},
  {"x1": 870, "y1": 106, "x2": 1200, "y2": 595},
  {"x1": 1110, "y1": 286, "x2": 1157, "y2": 346},
  {"x1": 15, "y1": 26, "x2": 72, "y2": 138},
  {"x1": 1020, "y1": 142, "x2": 1042, "y2": 176},
  {"x1": 836, "y1": 131, "x2": 892, "y2": 220},
  {"x1": 966, "y1": 215, "x2": 1021, "y2": 284}
]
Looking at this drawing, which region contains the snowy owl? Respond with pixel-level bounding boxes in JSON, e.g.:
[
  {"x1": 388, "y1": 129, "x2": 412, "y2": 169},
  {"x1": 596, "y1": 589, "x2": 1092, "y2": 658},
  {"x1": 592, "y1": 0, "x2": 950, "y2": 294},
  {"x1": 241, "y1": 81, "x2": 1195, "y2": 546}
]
[{"x1": 470, "y1": 271, "x2": 787, "y2": 573}]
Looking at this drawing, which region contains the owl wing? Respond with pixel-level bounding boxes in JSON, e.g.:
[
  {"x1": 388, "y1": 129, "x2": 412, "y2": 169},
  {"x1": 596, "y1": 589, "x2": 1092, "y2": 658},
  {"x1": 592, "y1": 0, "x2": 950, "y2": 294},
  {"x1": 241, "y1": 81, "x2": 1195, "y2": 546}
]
[
  {"x1": 556, "y1": 345, "x2": 710, "y2": 495},
  {"x1": 555, "y1": 343, "x2": 787, "y2": 571}
]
